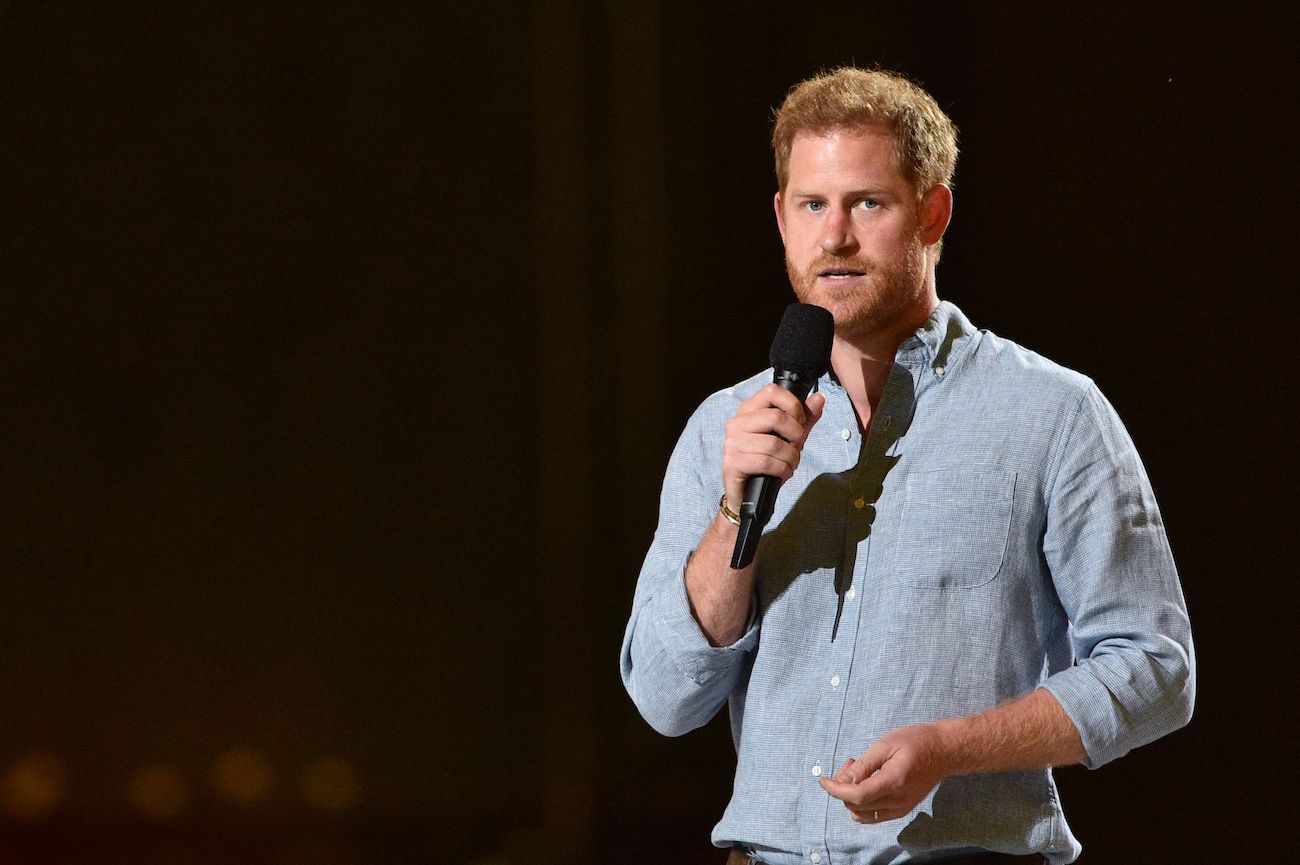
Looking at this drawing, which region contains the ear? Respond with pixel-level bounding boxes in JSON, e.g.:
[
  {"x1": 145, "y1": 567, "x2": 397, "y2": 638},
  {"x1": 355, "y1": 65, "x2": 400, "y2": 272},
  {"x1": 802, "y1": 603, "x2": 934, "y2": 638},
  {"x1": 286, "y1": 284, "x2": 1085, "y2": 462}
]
[
  {"x1": 773, "y1": 190, "x2": 787, "y2": 245},
  {"x1": 920, "y1": 184, "x2": 953, "y2": 246}
]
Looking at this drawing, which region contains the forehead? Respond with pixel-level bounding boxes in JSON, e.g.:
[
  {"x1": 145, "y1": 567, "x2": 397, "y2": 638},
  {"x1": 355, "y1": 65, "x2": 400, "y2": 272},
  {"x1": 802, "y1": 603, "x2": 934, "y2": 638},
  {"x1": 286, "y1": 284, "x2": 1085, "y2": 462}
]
[{"x1": 786, "y1": 126, "x2": 906, "y2": 190}]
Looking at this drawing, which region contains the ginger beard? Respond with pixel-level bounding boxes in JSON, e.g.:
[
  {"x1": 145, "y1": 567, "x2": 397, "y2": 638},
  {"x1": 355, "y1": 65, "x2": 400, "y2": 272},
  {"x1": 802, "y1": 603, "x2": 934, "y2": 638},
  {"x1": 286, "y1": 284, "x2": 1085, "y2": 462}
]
[{"x1": 785, "y1": 216, "x2": 928, "y2": 341}]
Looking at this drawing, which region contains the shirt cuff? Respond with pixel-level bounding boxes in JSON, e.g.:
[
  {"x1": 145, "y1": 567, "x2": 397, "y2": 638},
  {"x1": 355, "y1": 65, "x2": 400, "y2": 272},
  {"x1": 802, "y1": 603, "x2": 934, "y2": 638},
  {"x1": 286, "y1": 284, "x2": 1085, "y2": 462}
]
[
  {"x1": 1040, "y1": 666, "x2": 1126, "y2": 769},
  {"x1": 651, "y1": 555, "x2": 759, "y2": 686}
]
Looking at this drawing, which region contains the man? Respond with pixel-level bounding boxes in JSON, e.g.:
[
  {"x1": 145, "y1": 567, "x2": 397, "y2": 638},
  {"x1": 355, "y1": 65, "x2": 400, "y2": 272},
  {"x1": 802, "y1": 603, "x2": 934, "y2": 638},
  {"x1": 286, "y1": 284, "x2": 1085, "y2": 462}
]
[{"x1": 619, "y1": 67, "x2": 1194, "y2": 865}]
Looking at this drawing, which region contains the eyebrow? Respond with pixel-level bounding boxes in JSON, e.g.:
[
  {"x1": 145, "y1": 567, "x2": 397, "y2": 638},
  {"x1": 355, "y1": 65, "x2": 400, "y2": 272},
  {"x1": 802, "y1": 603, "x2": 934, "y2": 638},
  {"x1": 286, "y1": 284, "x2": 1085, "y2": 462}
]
[{"x1": 788, "y1": 188, "x2": 892, "y2": 199}]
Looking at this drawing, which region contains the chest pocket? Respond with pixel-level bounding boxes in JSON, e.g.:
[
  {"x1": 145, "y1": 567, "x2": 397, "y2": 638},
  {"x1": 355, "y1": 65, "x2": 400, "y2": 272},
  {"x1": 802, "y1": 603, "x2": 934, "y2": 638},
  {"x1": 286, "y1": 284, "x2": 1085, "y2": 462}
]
[{"x1": 889, "y1": 467, "x2": 1016, "y2": 589}]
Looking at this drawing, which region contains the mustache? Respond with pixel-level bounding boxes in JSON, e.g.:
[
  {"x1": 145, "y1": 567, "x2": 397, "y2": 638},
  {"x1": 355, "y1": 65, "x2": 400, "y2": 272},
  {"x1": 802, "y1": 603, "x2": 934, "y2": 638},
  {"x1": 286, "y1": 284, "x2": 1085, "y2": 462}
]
[{"x1": 806, "y1": 254, "x2": 871, "y2": 274}]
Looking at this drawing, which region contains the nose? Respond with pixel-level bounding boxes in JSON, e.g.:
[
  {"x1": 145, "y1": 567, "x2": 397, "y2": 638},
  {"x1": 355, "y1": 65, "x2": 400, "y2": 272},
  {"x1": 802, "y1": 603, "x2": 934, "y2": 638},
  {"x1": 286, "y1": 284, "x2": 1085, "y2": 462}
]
[{"x1": 820, "y1": 205, "x2": 856, "y2": 255}]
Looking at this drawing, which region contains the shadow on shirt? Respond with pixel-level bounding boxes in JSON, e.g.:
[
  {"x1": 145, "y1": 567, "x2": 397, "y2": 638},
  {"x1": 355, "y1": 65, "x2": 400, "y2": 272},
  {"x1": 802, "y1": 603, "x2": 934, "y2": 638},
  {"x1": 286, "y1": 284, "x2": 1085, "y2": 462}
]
[
  {"x1": 882, "y1": 771, "x2": 1053, "y2": 862},
  {"x1": 753, "y1": 369, "x2": 914, "y2": 642}
]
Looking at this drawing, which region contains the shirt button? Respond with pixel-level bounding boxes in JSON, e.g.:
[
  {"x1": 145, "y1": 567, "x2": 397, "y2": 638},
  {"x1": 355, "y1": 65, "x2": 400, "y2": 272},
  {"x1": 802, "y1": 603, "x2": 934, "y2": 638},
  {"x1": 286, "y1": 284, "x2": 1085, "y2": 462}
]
[
  {"x1": 935, "y1": 365, "x2": 945, "y2": 376},
  {"x1": 841, "y1": 427, "x2": 852, "y2": 440},
  {"x1": 811, "y1": 854, "x2": 822, "y2": 864},
  {"x1": 846, "y1": 587, "x2": 856, "y2": 601},
  {"x1": 811, "y1": 763, "x2": 822, "y2": 777},
  {"x1": 854, "y1": 497, "x2": 865, "y2": 509},
  {"x1": 830, "y1": 675, "x2": 840, "y2": 688}
]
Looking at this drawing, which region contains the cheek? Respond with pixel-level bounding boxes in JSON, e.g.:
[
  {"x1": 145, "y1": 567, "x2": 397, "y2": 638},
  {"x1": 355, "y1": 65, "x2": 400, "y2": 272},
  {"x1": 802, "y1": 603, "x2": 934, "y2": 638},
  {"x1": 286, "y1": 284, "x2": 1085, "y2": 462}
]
[
  {"x1": 788, "y1": 235, "x2": 820, "y2": 262},
  {"x1": 872, "y1": 225, "x2": 917, "y2": 255}
]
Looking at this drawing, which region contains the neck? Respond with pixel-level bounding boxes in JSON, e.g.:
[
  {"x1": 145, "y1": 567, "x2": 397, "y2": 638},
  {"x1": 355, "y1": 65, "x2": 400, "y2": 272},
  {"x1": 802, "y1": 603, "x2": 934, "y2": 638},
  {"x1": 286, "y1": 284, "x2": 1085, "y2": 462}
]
[{"x1": 831, "y1": 294, "x2": 939, "y2": 431}]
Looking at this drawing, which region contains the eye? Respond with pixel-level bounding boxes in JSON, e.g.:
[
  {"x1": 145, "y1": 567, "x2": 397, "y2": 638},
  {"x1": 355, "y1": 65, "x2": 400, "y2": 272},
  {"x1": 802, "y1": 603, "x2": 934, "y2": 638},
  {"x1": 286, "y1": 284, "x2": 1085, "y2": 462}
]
[
  {"x1": 804, "y1": 201, "x2": 825, "y2": 213},
  {"x1": 858, "y1": 198, "x2": 880, "y2": 210}
]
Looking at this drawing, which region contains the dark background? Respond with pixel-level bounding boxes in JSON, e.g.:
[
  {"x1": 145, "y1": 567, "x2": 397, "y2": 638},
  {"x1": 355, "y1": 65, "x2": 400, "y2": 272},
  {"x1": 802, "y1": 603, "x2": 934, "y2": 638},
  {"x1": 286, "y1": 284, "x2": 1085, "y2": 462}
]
[{"x1": 1, "y1": 1, "x2": 1295, "y2": 862}]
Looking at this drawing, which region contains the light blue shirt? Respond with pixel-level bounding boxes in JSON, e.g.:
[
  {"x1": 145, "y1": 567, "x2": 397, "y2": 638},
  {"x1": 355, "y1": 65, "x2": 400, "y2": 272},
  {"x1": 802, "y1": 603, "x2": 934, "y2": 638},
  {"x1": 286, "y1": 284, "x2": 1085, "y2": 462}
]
[{"x1": 620, "y1": 302, "x2": 1194, "y2": 865}]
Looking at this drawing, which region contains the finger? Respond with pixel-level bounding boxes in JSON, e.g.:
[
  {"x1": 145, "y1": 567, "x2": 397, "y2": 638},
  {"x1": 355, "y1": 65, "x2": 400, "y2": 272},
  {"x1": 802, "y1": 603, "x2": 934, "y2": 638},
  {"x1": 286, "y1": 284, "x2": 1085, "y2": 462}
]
[
  {"x1": 729, "y1": 406, "x2": 808, "y2": 445},
  {"x1": 819, "y1": 746, "x2": 893, "y2": 804},
  {"x1": 847, "y1": 804, "x2": 897, "y2": 824},
  {"x1": 738, "y1": 429, "x2": 802, "y2": 462},
  {"x1": 819, "y1": 774, "x2": 877, "y2": 805},
  {"x1": 820, "y1": 774, "x2": 896, "y2": 811},
  {"x1": 727, "y1": 433, "x2": 801, "y2": 476},
  {"x1": 818, "y1": 776, "x2": 858, "y2": 803},
  {"x1": 846, "y1": 765, "x2": 895, "y2": 804},
  {"x1": 721, "y1": 442, "x2": 800, "y2": 507},
  {"x1": 729, "y1": 451, "x2": 798, "y2": 483},
  {"x1": 723, "y1": 442, "x2": 798, "y2": 479},
  {"x1": 739, "y1": 383, "x2": 808, "y2": 422},
  {"x1": 749, "y1": 407, "x2": 809, "y2": 443}
]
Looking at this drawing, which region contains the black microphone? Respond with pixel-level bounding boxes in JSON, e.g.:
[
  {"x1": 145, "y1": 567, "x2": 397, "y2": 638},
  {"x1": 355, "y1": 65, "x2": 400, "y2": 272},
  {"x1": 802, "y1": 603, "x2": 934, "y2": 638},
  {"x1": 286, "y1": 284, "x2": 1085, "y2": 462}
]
[{"x1": 731, "y1": 302, "x2": 835, "y2": 569}]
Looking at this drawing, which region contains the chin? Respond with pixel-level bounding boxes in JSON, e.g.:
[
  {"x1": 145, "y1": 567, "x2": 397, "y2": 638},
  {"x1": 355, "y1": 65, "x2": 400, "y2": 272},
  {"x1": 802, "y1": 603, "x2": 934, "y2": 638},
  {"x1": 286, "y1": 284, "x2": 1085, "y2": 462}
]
[
  {"x1": 831, "y1": 293, "x2": 928, "y2": 342},
  {"x1": 794, "y1": 287, "x2": 882, "y2": 332}
]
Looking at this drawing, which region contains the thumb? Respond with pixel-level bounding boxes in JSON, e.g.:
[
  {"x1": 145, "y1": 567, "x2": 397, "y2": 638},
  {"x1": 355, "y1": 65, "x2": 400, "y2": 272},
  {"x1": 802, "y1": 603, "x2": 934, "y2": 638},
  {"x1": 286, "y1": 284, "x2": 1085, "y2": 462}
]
[{"x1": 805, "y1": 391, "x2": 827, "y2": 426}]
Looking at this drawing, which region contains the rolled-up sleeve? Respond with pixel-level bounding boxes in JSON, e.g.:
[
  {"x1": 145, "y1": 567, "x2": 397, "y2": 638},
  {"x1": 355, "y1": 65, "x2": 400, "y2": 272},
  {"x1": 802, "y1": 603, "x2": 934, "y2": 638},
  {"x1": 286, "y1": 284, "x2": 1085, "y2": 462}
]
[
  {"x1": 1039, "y1": 383, "x2": 1196, "y2": 768},
  {"x1": 619, "y1": 401, "x2": 759, "y2": 737}
]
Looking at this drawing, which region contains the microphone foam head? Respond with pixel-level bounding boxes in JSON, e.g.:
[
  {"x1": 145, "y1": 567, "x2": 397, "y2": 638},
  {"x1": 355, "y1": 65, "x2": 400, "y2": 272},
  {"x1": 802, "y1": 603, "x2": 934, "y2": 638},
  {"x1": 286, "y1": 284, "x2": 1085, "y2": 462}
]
[{"x1": 769, "y1": 303, "x2": 834, "y2": 380}]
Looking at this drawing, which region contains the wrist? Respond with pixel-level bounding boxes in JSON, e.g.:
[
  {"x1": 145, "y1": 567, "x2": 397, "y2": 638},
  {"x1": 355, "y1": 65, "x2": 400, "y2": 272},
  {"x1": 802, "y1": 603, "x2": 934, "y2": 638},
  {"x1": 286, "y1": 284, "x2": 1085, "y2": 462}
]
[
  {"x1": 928, "y1": 717, "x2": 972, "y2": 776},
  {"x1": 718, "y1": 493, "x2": 742, "y2": 526}
]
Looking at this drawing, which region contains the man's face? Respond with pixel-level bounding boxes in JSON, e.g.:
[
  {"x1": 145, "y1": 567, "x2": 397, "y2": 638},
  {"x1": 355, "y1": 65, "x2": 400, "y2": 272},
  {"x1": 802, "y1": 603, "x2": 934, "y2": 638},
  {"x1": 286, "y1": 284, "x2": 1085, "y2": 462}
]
[{"x1": 775, "y1": 127, "x2": 933, "y2": 341}]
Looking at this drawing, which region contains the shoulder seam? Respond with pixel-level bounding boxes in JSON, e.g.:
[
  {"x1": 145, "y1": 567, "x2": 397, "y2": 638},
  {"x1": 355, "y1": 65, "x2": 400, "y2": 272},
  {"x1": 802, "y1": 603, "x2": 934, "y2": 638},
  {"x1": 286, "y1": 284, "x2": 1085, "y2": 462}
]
[{"x1": 1042, "y1": 379, "x2": 1096, "y2": 498}]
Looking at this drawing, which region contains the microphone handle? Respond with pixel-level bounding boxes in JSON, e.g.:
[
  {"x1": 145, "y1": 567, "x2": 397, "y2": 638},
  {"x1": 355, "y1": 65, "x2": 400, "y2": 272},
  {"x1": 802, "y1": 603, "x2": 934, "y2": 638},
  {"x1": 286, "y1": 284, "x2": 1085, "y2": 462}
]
[{"x1": 730, "y1": 369, "x2": 816, "y2": 570}]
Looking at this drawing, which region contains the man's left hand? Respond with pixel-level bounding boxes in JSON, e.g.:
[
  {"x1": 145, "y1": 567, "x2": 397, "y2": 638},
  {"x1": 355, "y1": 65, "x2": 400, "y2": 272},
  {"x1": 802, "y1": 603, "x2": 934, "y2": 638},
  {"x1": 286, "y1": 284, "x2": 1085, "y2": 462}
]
[{"x1": 818, "y1": 723, "x2": 951, "y2": 824}]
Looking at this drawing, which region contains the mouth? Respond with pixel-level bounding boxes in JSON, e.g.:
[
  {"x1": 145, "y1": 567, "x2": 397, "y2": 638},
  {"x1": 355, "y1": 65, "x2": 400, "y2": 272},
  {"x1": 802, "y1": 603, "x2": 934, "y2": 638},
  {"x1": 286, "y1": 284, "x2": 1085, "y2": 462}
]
[{"x1": 818, "y1": 268, "x2": 866, "y2": 280}]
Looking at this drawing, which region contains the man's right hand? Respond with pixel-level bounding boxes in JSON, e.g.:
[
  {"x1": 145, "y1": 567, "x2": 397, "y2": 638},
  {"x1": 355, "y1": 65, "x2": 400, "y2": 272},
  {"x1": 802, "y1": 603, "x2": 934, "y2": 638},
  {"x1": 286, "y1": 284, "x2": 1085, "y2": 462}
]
[
  {"x1": 721, "y1": 383, "x2": 827, "y2": 516},
  {"x1": 685, "y1": 383, "x2": 827, "y2": 646}
]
